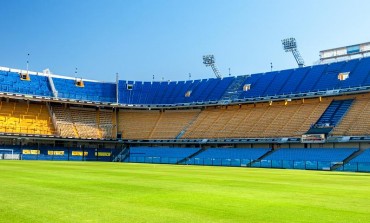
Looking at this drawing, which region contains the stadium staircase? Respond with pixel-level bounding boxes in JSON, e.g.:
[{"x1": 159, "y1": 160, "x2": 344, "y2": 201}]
[
  {"x1": 47, "y1": 73, "x2": 58, "y2": 98},
  {"x1": 306, "y1": 99, "x2": 354, "y2": 134},
  {"x1": 330, "y1": 149, "x2": 364, "y2": 171},
  {"x1": 220, "y1": 76, "x2": 249, "y2": 101},
  {"x1": 46, "y1": 103, "x2": 59, "y2": 135},
  {"x1": 176, "y1": 111, "x2": 202, "y2": 139},
  {"x1": 148, "y1": 112, "x2": 164, "y2": 138},
  {"x1": 247, "y1": 148, "x2": 275, "y2": 167},
  {"x1": 177, "y1": 147, "x2": 206, "y2": 164},
  {"x1": 112, "y1": 146, "x2": 130, "y2": 162}
]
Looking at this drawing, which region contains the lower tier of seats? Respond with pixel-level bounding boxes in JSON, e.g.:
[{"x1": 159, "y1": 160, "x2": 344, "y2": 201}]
[
  {"x1": 126, "y1": 147, "x2": 369, "y2": 172},
  {"x1": 1, "y1": 145, "x2": 369, "y2": 172}
]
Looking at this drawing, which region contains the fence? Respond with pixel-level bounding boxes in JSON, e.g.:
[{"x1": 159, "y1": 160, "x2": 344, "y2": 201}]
[{"x1": 126, "y1": 156, "x2": 370, "y2": 172}]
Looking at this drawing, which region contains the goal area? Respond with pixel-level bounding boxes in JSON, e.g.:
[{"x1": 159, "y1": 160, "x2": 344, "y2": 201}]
[{"x1": 0, "y1": 149, "x2": 20, "y2": 160}]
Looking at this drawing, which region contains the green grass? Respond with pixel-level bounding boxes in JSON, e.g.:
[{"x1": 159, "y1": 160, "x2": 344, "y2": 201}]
[{"x1": 0, "y1": 161, "x2": 369, "y2": 223}]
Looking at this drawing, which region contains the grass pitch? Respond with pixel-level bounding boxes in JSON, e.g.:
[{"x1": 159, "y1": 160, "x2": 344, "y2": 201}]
[{"x1": 0, "y1": 161, "x2": 369, "y2": 223}]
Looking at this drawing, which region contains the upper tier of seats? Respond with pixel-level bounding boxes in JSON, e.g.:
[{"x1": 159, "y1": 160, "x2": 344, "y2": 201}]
[
  {"x1": 0, "y1": 70, "x2": 52, "y2": 97},
  {"x1": 53, "y1": 77, "x2": 116, "y2": 102},
  {"x1": 1, "y1": 57, "x2": 370, "y2": 105},
  {"x1": 119, "y1": 57, "x2": 370, "y2": 105}
]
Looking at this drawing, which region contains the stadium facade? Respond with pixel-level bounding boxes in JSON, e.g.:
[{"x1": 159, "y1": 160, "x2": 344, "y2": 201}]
[{"x1": 1, "y1": 48, "x2": 370, "y2": 172}]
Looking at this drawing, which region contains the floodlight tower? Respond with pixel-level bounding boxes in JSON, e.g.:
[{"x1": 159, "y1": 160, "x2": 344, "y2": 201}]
[
  {"x1": 203, "y1": 55, "x2": 222, "y2": 78},
  {"x1": 282, "y1": 38, "x2": 305, "y2": 67}
]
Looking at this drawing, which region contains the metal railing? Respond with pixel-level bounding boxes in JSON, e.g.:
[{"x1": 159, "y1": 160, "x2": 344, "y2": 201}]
[{"x1": 125, "y1": 156, "x2": 370, "y2": 172}]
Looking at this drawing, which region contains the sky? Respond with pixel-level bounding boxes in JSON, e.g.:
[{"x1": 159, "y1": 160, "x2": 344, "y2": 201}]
[{"x1": 1, "y1": 0, "x2": 370, "y2": 82}]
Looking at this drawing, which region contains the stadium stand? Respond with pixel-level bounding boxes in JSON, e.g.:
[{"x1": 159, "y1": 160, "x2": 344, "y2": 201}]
[
  {"x1": 265, "y1": 148, "x2": 357, "y2": 162},
  {"x1": 0, "y1": 101, "x2": 54, "y2": 135},
  {"x1": 70, "y1": 108, "x2": 100, "y2": 139},
  {"x1": 314, "y1": 99, "x2": 353, "y2": 127},
  {"x1": 52, "y1": 105, "x2": 78, "y2": 137},
  {"x1": 118, "y1": 78, "x2": 234, "y2": 105},
  {"x1": 99, "y1": 109, "x2": 115, "y2": 139},
  {"x1": 348, "y1": 149, "x2": 370, "y2": 171},
  {"x1": 306, "y1": 99, "x2": 353, "y2": 134},
  {"x1": 2, "y1": 55, "x2": 370, "y2": 172},
  {"x1": 53, "y1": 77, "x2": 116, "y2": 102},
  {"x1": 332, "y1": 94, "x2": 370, "y2": 136},
  {"x1": 116, "y1": 58, "x2": 370, "y2": 105},
  {"x1": 349, "y1": 149, "x2": 370, "y2": 163},
  {"x1": 261, "y1": 148, "x2": 358, "y2": 169},
  {"x1": 182, "y1": 98, "x2": 330, "y2": 139},
  {"x1": 0, "y1": 57, "x2": 369, "y2": 106},
  {"x1": 128, "y1": 146, "x2": 200, "y2": 163},
  {"x1": 190, "y1": 148, "x2": 271, "y2": 166},
  {"x1": 118, "y1": 109, "x2": 201, "y2": 139},
  {"x1": 52, "y1": 105, "x2": 114, "y2": 139},
  {"x1": 0, "y1": 70, "x2": 53, "y2": 97}
]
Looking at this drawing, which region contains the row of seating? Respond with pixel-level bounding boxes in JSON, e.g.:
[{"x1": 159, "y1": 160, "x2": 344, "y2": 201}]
[
  {"x1": 119, "y1": 57, "x2": 370, "y2": 105},
  {"x1": 182, "y1": 98, "x2": 331, "y2": 139},
  {"x1": 0, "y1": 71, "x2": 53, "y2": 97},
  {"x1": 53, "y1": 77, "x2": 116, "y2": 102},
  {"x1": 128, "y1": 147, "x2": 356, "y2": 162},
  {"x1": 127, "y1": 146, "x2": 368, "y2": 171},
  {"x1": 117, "y1": 94, "x2": 370, "y2": 139},
  {"x1": 265, "y1": 148, "x2": 356, "y2": 162},
  {"x1": 52, "y1": 106, "x2": 115, "y2": 139},
  {"x1": 333, "y1": 94, "x2": 370, "y2": 136},
  {"x1": 2, "y1": 57, "x2": 370, "y2": 104},
  {"x1": 315, "y1": 99, "x2": 353, "y2": 127},
  {"x1": 119, "y1": 77, "x2": 234, "y2": 105},
  {"x1": 0, "y1": 101, "x2": 54, "y2": 135},
  {"x1": 118, "y1": 109, "x2": 201, "y2": 139},
  {"x1": 0, "y1": 96, "x2": 369, "y2": 139}
]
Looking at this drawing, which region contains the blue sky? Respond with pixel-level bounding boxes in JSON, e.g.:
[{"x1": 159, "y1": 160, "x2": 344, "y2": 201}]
[{"x1": 1, "y1": 0, "x2": 370, "y2": 82}]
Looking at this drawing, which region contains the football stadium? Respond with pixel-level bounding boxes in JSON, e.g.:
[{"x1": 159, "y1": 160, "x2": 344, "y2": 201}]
[
  {"x1": 1, "y1": 42, "x2": 370, "y2": 171},
  {"x1": 1, "y1": 1, "x2": 370, "y2": 222},
  {"x1": 1, "y1": 41, "x2": 370, "y2": 222}
]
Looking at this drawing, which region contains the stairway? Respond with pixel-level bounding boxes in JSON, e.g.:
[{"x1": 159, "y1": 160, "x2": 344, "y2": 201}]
[
  {"x1": 220, "y1": 75, "x2": 249, "y2": 101},
  {"x1": 306, "y1": 99, "x2": 354, "y2": 134},
  {"x1": 112, "y1": 146, "x2": 130, "y2": 162},
  {"x1": 175, "y1": 110, "x2": 202, "y2": 139},
  {"x1": 331, "y1": 149, "x2": 364, "y2": 171},
  {"x1": 177, "y1": 148, "x2": 207, "y2": 164},
  {"x1": 247, "y1": 149, "x2": 276, "y2": 167}
]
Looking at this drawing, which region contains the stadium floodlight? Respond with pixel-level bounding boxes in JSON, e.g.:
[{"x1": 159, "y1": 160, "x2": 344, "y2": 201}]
[
  {"x1": 203, "y1": 55, "x2": 222, "y2": 78},
  {"x1": 282, "y1": 38, "x2": 305, "y2": 67}
]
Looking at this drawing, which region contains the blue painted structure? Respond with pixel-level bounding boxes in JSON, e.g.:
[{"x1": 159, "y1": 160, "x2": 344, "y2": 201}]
[
  {"x1": 128, "y1": 146, "x2": 200, "y2": 164},
  {"x1": 1, "y1": 57, "x2": 370, "y2": 105},
  {"x1": 53, "y1": 77, "x2": 116, "y2": 102},
  {"x1": 0, "y1": 70, "x2": 52, "y2": 97}
]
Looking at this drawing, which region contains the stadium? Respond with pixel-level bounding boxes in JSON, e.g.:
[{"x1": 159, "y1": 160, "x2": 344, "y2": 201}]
[
  {"x1": 1, "y1": 1, "x2": 370, "y2": 222},
  {"x1": 1, "y1": 40, "x2": 370, "y2": 222},
  {"x1": 1, "y1": 40, "x2": 370, "y2": 172}
]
